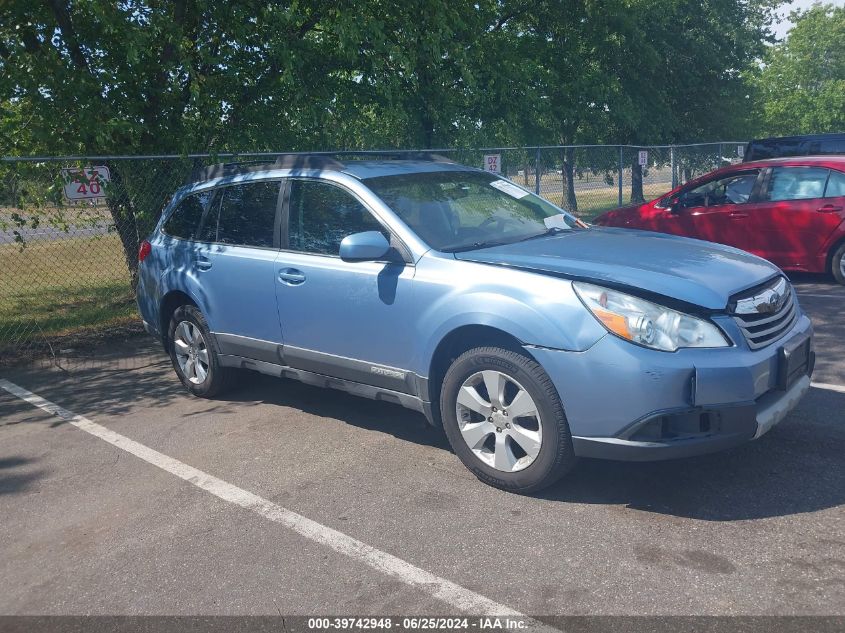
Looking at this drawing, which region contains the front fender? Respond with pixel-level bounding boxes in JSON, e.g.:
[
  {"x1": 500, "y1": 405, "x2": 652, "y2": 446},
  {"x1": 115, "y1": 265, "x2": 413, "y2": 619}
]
[{"x1": 410, "y1": 257, "x2": 607, "y2": 375}]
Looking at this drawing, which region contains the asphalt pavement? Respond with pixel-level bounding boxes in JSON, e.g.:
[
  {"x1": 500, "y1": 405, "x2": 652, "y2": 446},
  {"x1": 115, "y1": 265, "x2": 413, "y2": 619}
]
[{"x1": 0, "y1": 277, "x2": 842, "y2": 619}]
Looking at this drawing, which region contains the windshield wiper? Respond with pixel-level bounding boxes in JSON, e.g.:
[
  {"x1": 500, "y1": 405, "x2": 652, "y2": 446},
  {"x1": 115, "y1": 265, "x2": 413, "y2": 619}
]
[
  {"x1": 443, "y1": 228, "x2": 571, "y2": 253},
  {"x1": 513, "y1": 227, "x2": 568, "y2": 244},
  {"x1": 442, "y1": 239, "x2": 515, "y2": 253}
]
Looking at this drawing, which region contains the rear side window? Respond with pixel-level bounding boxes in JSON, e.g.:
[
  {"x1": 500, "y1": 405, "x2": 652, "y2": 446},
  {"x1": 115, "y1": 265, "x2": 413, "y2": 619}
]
[
  {"x1": 204, "y1": 181, "x2": 280, "y2": 247},
  {"x1": 805, "y1": 139, "x2": 845, "y2": 155},
  {"x1": 825, "y1": 170, "x2": 845, "y2": 198},
  {"x1": 766, "y1": 167, "x2": 829, "y2": 201},
  {"x1": 287, "y1": 180, "x2": 385, "y2": 255},
  {"x1": 163, "y1": 190, "x2": 215, "y2": 240}
]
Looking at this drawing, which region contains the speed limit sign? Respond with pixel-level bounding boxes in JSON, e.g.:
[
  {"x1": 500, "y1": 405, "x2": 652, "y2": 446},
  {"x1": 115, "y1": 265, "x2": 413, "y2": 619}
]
[
  {"x1": 62, "y1": 166, "x2": 111, "y2": 202},
  {"x1": 483, "y1": 154, "x2": 501, "y2": 173}
]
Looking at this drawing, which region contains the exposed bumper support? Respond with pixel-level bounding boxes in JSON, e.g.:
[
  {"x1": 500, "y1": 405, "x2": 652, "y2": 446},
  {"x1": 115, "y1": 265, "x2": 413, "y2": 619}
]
[{"x1": 753, "y1": 374, "x2": 811, "y2": 439}]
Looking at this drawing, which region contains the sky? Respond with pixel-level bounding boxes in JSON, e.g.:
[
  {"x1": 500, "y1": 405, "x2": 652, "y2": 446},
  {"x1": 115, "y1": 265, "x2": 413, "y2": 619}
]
[{"x1": 772, "y1": 0, "x2": 845, "y2": 38}]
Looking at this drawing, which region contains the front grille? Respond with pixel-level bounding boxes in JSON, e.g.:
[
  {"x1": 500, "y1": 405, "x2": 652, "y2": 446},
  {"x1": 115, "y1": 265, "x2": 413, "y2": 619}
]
[{"x1": 731, "y1": 277, "x2": 798, "y2": 350}]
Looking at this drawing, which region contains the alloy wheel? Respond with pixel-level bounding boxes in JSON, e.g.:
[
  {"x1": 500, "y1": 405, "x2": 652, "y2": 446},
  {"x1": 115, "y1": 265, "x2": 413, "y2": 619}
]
[
  {"x1": 173, "y1": 320, "x2": 210, "y2": 385},
  {"x1": 455, "y1": 370, "x2": 542, "y2": 472}
]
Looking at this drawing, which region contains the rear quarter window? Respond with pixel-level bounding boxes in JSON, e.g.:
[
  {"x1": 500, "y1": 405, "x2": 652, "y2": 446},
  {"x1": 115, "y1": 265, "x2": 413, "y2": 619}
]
[
  {"x1": 825, "y1": 170, "x2": 845, "y2": 198},
  {"x1": 214, "y1": 181, "x2": 280, "y2": 248},
  {"x1": 163, "y1": 190, "x2": 216, "y2": 240}
]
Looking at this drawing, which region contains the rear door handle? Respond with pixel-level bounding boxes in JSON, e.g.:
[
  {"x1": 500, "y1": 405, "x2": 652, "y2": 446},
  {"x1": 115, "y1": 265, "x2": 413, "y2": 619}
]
[
  {"x1": 278, "y1": 268, "x2": 306, "y2": 285},
  {"x1": 195, "y1": 258, "x2": 212, "y2": 271},
  {"x1": 817, "y1": 204, "x2": 843, "y2": 213}
]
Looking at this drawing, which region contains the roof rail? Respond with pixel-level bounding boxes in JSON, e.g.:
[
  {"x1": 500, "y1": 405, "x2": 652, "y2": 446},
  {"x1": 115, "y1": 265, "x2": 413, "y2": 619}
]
[
  {"x1": 185, "y1": 160, "x2": 274, "y2": 185},
  {"x1": 183, "y1": 151, "x2": 454, "y2": 185},
  {"x1": 331, "y1": 150, "x2": 455, "y2": 163},
  {"x1": 272, "y1": 154, "x2": 346, "y2": 169},
  {"x1": 184, "y1": 155, "x2": 346, "y2": 185}
]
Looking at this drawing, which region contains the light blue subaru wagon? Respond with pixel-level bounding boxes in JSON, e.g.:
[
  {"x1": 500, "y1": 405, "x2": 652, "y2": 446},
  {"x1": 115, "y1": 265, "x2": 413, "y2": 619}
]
[{"x1": 136, "y1": 154, "x2": 814, "y2": 492}]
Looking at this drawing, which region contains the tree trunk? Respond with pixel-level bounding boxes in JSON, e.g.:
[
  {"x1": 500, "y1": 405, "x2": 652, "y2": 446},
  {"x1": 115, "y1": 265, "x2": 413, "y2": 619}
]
[
  {"x1": 105, "y1": 165, "x2": 141, "y2": 291},
  {"x1": 561, "y1": 147, "x2": 578, "y2": 213},
  {"x1": 630, "y1": 161, "x2": 645, "y2": 204}
]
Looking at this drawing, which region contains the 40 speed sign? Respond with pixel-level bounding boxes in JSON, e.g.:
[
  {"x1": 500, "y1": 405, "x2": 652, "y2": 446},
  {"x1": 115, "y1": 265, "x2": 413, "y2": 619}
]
[{"x1": 61, "y1": 166, "x2": 111, "y2": 202}]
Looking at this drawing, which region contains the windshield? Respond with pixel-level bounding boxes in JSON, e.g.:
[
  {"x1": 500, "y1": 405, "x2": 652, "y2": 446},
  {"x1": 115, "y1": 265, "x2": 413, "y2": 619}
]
[{"x1": 363, "y1": 171, "x2": 581, "y2": 252}]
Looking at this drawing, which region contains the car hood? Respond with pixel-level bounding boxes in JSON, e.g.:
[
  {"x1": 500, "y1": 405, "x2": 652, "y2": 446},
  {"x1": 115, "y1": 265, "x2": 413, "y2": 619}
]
[{"x1": 453, "y1": 227, "x2": 781, "y2": 310}]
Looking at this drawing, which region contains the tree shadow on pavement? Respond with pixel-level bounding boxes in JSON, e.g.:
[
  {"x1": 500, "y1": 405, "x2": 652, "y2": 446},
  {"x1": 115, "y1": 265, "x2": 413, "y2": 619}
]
[
  {"x1": 228, "y1": 372, "x2": 845, "y2": 522},
  {"x1": 226, "y1": 372, "x2": 451, "y2": 452},
  {"x1": 0, "y1": 342, "x2": 194, "y2": 423},
  {"x1": 2, "y1": 337, "x2": 841, "y2": 520},
  {"x1": 0, "y1": 456, "x2": 45, "y2": 496}
]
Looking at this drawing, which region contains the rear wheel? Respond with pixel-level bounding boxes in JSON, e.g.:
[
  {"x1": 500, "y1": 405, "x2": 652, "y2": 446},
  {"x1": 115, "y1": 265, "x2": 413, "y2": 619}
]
[
  {"x1": 168, "y1": 305, "x2": 234, "y2": 397},
  {"x1": 440, "y1": 346, "x2": 576, "y2": 493},
  {"x1": 832, "y1": 242, "x2": 845, "y2": 285}
]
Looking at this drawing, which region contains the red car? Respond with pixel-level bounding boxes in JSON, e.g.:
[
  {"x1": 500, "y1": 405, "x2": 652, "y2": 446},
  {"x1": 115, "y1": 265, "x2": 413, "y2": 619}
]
[{"x1": 594, "y1": 156, "x2": 845, "y2": 284}]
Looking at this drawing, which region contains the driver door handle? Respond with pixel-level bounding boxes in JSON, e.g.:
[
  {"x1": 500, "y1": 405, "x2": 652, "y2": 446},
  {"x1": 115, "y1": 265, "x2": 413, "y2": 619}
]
[
  {"x1": 817, "y1": 204, "x2": 843, "y2": 213},
  {"x1": 728, "y1": 212, "x2": 749, "y2": 219},
  {"x1": 278, "y1": 268, "x2": 306, "y2": 285}
]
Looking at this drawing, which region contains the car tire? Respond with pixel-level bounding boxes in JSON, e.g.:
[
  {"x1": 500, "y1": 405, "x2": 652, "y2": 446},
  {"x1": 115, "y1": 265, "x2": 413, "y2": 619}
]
[
  {"x1": 440, "y1": 346, "x2": 576, "y2": 493},
  {"x1": 831, "y1": 242, "x2": 845, "y2": 286},
  {"x1": 168, "y1": 304, "x2": 235, "y2": 398}
]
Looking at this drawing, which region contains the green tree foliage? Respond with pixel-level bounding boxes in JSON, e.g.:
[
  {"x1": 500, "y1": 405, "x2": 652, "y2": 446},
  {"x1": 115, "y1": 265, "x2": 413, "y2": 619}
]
[
  {"x1": 596, "y1": 0, "x2": 775, "y2": 202},
  {"x1": 0, "y1": 1, "x2": 781, "y2": 154},
  {"x1": 494, "y1": 0, "x2": 775, "y2": 204},
  {"x1": 0, "y1": 0, "x2": 783, "y2": 272},
  {"x1": 755, "y1": 3, "x2": 845, "y2": 136},
  {"x1": 0, "y1": 0, "x2": 382, "y2": 283}
]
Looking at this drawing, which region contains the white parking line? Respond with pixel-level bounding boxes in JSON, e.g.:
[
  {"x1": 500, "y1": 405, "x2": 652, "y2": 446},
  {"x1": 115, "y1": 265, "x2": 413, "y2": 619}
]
[
  {"x1": 0, "y1": 379, "x2": 556, "y2": 628},
  {"x1": 812, "y1": 382, "x2": 845, "y2": 394}
]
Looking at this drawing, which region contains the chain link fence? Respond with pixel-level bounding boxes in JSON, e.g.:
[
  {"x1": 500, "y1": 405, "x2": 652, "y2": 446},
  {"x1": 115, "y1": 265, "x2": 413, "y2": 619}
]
[{"x1": 0, "y1": 142, "x2": 744, "y2": 363}]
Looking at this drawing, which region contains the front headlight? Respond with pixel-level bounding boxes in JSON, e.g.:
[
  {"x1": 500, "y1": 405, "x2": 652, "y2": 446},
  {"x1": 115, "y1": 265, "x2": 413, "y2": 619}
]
[{"x1": 573, "y1": 282, "x2": 729, "y2": 351}]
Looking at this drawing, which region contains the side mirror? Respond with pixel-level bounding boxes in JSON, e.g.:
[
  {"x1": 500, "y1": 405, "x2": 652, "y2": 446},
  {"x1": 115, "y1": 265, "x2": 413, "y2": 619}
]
[
  {"x1": 339, "y1": 231, "x2": 391, "y2": 262},
  {"x1": 667, "y1": 196, "x2": 683, "y2": 212}
]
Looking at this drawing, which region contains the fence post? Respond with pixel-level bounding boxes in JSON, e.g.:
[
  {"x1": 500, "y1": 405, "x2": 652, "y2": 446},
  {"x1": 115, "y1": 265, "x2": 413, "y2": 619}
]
[
  {"x1": 719, "y1": 142, "x2": 724, "y2": 165},
  {"x1": 534, "y1": 147, "x2": 541, "y2": 195},
  {"x1": 670, "y1": 146, "x2": 677, "y2": 189},
  {"x1": 617, "y1": 146, "x2": 623, "y2": 207},
  {"x1": 561, "y1": 147, "x2": 566, "y2": 208}
]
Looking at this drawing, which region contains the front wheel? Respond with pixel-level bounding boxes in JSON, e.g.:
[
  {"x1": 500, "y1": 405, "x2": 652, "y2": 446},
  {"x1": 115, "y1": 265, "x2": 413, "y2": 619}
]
[
  {"x1": 832, "y1": 242, "x2": 845, "y2": 285},
  {"x1": 440, "y1": 346, "x2": 576, "y2": 493}
]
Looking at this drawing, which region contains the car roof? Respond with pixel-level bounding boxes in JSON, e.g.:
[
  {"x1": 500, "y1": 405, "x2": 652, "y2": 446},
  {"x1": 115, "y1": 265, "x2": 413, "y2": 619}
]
[
  {"x1": 184, "y1": 153, "x2": 475, "y2": 186},
  {"x1": 340, "y1": 159, "x2": 473, "y2": 179},
  {"x1": 747, "y1": 133, "x2": 845, "y2": 144},
  {"x1": 739, "y1": 155, "x2": 845, "y2": 170}
]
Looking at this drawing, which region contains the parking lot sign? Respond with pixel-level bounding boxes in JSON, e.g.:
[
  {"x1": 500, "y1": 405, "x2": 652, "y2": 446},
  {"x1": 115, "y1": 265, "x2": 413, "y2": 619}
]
[
  {"x1": 483, "y1": 154, "x2": 501, "y2": 173},
  {"x1": 61, "y1": 166, "x2": 111, "y2": 202}
]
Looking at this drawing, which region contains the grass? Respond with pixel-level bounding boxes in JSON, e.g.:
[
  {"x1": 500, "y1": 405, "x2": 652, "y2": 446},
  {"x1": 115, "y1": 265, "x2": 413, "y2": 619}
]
[
  {"x1": 540, "y1": 182, "x2": 671, "y2": 220},
  {"x1": 0, "y1": 234, "x2": 137, "y2": 349},
  {"x1": 0, "y1": 202, "x2": 114, "y2": 234}
]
